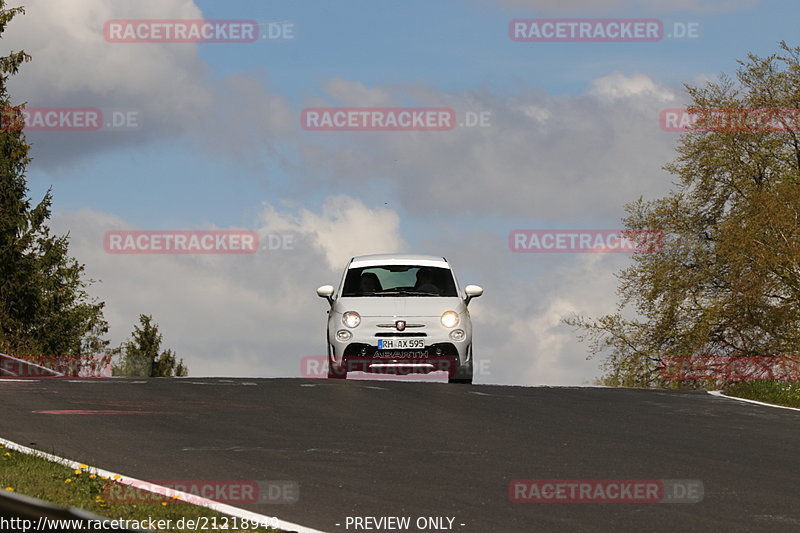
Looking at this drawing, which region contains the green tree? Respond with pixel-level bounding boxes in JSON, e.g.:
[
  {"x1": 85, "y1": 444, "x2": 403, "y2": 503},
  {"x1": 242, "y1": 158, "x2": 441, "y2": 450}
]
[
  {"x1": 567, "y1": 42, "x2": 800, "y2": 388},
  {"x1": 113, "y1": 315, "x2": 188, "y2": 377},
  {"x1": 0, "y1": 2, "x2": 108, "y2": 357}
]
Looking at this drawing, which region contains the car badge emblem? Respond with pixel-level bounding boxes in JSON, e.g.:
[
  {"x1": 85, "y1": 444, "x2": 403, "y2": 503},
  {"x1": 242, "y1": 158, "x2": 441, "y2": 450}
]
[{"x1": 395, "y1": 320, "x2": 406, "y2": 331}]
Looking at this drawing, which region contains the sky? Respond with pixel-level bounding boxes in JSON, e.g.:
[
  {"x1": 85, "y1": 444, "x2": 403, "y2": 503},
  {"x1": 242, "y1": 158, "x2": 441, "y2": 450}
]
[{"x1": 1, "y1": 0, "x2": 792, "y2": 384}]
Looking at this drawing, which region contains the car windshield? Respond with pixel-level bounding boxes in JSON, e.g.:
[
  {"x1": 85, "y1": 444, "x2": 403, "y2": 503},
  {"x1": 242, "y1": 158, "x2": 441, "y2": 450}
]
[{"x1": 341, "y1": 265, "x2": 458, "y2": 297}]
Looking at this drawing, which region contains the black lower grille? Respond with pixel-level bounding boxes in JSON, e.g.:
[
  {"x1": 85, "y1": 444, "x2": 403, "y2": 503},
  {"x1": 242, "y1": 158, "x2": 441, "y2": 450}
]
[{"x1": 374, "y1": 332, "x2": 428, "y2": 337}]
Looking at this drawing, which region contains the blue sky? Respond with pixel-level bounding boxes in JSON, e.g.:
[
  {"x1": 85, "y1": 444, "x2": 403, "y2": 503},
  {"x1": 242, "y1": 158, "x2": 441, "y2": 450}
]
[{"x1": 5, "y1": 0, "x2": 796, "y2": 384}]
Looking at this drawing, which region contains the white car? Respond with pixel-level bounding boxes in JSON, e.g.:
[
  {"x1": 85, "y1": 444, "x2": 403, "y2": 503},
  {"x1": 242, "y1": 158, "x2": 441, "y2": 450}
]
[{"x1": 316, "y1": 254, "x2": 483, "y2": 383}]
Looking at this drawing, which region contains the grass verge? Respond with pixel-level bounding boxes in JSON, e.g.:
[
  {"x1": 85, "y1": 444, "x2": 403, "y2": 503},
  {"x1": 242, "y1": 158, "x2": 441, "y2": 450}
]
[
  {"x1": 0, "y1": 444, "x2": 279, "y2": 532},
  {"x1": 721, "y1": 380, "x2": 800, "y2": 409}
]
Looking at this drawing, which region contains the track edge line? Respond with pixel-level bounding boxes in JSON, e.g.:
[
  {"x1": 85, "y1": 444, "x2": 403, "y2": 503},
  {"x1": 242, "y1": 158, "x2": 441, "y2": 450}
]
[
  {"x1": 707, "y1": 390, "x2": 800, "y2": 412},
  {"x1": 0, "y1": 436, "x2": 327, "y2": 533}
]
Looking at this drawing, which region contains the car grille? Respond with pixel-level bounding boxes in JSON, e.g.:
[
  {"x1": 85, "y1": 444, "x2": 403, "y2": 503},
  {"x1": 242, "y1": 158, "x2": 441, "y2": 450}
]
[{"x1": 343, "y1": 342, "x2": 459, "y2": 358}]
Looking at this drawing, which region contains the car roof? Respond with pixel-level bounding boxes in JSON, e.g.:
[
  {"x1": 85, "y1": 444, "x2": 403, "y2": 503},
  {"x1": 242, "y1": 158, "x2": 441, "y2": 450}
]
[{"x1": 349, "y1": 253, "x2": 450, "y2": 268}]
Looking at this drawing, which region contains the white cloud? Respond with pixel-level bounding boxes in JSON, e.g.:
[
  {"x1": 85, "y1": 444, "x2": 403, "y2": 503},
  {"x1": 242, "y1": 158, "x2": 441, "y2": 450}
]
[
  {"x1": 257, "y1": 196, "x2": 407, "y2": 271},
  {"x1": 293, "y1": 73, "x2": 683, "y2": 221},
  {"x1": 3, "y1": 0, "x2": 293, "y2": 169},
  {"x1": 589, "y1": 71, "x2": 676, "y2": 103},
  {"x1": 480, "y1": 254, "x2": 625, "y2": 385},
  {"x1": 6, "y1": 0, "x2": 211, "y2": 123}
]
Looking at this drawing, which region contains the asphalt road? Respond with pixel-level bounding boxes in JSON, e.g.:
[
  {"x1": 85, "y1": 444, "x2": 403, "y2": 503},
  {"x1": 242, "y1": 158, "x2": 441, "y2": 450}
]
[{"x1": 1, "y1": 378, "x2": 799, "y2": 532}]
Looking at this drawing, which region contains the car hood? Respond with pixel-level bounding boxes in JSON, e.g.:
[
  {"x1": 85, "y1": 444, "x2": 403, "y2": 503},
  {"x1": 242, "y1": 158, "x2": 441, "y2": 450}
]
[{"x1": 334, "y1": 297, "x2": 465, "y2": 317}]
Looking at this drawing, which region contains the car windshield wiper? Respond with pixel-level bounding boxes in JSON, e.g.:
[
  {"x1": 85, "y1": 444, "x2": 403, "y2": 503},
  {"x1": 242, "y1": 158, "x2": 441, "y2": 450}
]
[
  {"x1": 344, "y1": 291, "x2": 410, "y2": 297},
  {"x1": 377, "y1": 289, "x2": 436, "y2": 296}
]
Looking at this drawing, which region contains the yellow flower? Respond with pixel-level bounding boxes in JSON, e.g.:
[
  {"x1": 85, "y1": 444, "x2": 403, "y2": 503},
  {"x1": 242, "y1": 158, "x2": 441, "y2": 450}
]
[
  {"x1": 3, "y1": 452, "x2": 10, "y2": 457},
  {"x1": 74, "y1": 470, "x2": 82, "y2": 475},
  {"x1": 80, "y1": 464, "x2": 88, "y2": 469},
  {"x1": 89, "y1": 474, "x2": 97, "y2": 479},
  {"x1": 100, "y1": 476, "x2": 108, "y2": 480},
  {"x1": 64, "y1": 479, "x2": 73, "y2": 484},
  {"x1": 4, "y1": 487, "x2": 13, "y2": 492},
  {"x1": 113, "y1": 475, "x2": 121, "y2": 480},
  {"x1": 161, "y1": 502, "x2": 168, "y2": 506}
]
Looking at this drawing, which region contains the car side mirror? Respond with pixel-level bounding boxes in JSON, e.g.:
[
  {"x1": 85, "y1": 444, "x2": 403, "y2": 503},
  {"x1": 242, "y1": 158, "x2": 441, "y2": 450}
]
[
  {"x1": 317, "y1": 285, "x2": 335, "y2": 306},
  {"x1": 464, "y1": 285, "x2": 483, "y2": 305}
]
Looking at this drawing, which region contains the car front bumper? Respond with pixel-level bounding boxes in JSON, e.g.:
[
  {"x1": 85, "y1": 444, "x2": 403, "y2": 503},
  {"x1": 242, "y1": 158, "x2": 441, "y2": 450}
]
[
  {"x1": 327, "y1": 317, "x2": 472, "y2": 376},
  {"x1": 333, "y1": 342, "x2": 466, "y2": 377}
]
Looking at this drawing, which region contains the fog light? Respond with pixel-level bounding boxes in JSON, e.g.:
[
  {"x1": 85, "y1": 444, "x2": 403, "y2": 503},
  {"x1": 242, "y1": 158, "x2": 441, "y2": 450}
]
[
  {"x1": 336, "y1": 329, "x2": 352, "y2": 342},
  {"x1": 450, "y1": 329, "x2": 466, "y2": 341}
]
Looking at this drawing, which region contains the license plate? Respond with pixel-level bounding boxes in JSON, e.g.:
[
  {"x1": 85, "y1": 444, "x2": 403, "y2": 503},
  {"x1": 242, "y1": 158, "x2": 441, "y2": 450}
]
[{"x1": 378, "y1": 338, "x2": 425, "y2": 349}]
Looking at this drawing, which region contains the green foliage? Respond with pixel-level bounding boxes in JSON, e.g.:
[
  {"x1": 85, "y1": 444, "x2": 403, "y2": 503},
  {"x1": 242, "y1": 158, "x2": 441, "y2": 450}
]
[
  {"x1": 113, "y1": 314, "x2": 188, "y2": 377},
  {"x1": 567, "y1": 42, "x2": 800, "y2": 389},
  {"x1": 723, "y1": 381, "x2": 800, "y2": 408},
  {"x1": 0, "y1": 1, "x2": 108, "y2": 358}
]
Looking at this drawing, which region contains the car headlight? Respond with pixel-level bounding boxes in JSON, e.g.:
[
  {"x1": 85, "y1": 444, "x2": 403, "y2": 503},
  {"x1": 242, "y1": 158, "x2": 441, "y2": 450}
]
[
  {"x1": 440, "y1": 310, "x2": 459, "y2": 328},
  {"x1": 336, "y1": 329, "x2": 352, "y2": 342},
  {"x1": 342, "y1": 311, "x2": 361, "y2": 328}
]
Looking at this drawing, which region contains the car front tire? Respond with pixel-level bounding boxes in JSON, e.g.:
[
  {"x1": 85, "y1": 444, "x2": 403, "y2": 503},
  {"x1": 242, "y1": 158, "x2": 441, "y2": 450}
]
[{"x1": 327, "y1": 361, "x2": 347, "y2": 379}]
